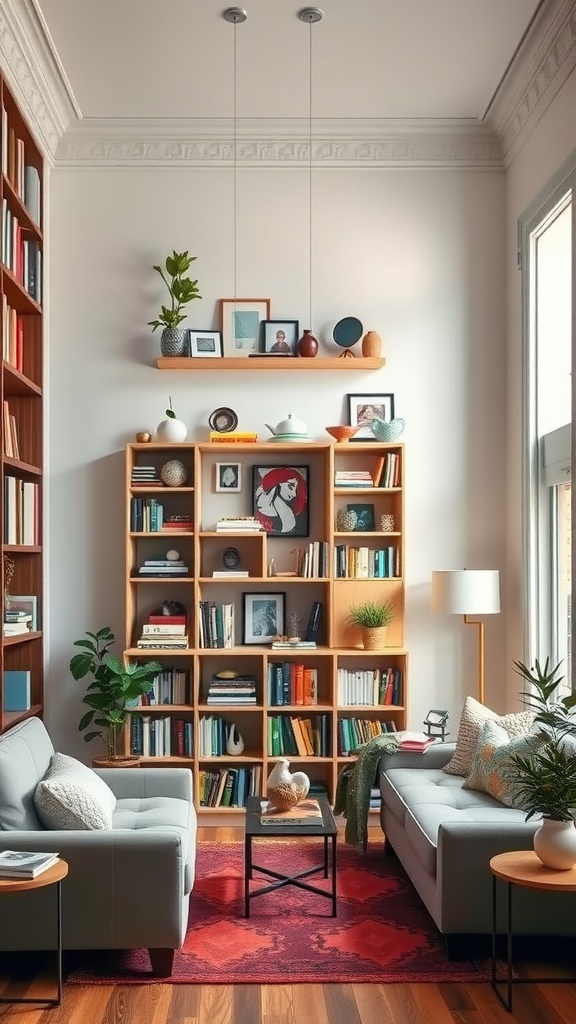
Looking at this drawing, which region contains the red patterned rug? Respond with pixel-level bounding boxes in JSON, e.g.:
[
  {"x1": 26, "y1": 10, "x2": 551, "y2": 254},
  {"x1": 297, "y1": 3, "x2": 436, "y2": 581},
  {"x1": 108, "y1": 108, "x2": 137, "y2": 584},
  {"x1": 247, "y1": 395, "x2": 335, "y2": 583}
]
[{"x1": 66, "y1": 841, "x2": 493, "y2": 984}]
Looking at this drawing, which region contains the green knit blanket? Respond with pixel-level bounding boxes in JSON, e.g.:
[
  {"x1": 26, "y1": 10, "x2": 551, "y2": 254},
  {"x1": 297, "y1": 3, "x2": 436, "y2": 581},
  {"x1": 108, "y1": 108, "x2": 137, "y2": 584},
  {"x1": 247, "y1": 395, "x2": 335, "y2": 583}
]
[{"x1": 334, "y1": 733, "x2": 399, "y2": 851}]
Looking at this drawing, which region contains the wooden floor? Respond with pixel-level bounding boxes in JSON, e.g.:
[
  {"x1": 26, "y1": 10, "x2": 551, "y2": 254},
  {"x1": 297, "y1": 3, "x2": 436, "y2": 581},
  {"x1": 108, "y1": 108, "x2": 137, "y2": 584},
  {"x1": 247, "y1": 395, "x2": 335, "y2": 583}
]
[{"x1": 0, "y1": 825, "x2": 575, "y2": 1023}]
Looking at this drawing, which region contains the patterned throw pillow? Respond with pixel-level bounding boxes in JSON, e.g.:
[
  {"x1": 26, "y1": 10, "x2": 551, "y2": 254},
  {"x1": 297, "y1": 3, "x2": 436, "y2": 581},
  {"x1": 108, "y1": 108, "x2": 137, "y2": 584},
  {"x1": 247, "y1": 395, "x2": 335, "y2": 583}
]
[
  {"x1": 442, "y1": 695, "x2": 535, "y2": 777},
  {"x1": 462, "y1": 719, "x2": 545, "y2": 807},
  {"x1": 34, "y1": 752, "x2": 116, "y2": 830}
]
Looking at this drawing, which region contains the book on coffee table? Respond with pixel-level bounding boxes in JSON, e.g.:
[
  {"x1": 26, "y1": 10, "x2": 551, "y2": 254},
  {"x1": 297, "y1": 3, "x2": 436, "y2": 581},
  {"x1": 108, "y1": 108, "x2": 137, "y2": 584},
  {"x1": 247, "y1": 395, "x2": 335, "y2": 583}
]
[
  {"x1": 0, "y1": 850, "x2": 59, "y2": 878},
  {"x1": 260, "y1": 797, "x2": 323, "y2": 826}
]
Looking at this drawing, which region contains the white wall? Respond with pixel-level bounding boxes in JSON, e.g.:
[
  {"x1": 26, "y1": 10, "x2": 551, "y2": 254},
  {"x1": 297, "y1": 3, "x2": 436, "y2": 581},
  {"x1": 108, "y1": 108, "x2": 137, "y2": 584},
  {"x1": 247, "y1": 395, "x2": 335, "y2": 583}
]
[
  {"x1": 504, "y1": 69, "x2": 576, "y2": 708},
  {"x1": 47, "y1": 160, "x2": 507, "y2": 757}
]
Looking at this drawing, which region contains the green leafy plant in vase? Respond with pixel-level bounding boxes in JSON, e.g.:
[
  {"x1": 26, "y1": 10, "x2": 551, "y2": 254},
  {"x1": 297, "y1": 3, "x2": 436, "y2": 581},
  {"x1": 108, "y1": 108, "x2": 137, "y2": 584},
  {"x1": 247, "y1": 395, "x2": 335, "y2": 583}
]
[
  {"x1": 348, "y1": 599, "x2": 396, "y2": 650},
  {"x1": 148, "y1": 250, "x2": 201, "y2": 357},
  {"x1": 70, "y1": 626, "x2": 162, "y2": 765},
  {"x1": 506, "y1": 658, "x2": 576, "y2": 868}
]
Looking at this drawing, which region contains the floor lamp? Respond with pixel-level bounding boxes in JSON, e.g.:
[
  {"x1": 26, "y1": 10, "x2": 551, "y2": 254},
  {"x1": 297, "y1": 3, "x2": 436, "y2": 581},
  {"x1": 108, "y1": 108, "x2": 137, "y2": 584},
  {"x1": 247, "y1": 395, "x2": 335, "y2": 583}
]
[{"x1": 431, "y1": 569, "x2": 501, "y2": 705}]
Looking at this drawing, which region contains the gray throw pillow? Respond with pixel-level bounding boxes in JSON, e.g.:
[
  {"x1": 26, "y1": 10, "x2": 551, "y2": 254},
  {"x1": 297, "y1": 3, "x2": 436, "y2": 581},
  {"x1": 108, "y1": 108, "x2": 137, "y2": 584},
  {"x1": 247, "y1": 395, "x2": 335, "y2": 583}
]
[{"x1": 34, "y1": 752, "x2": 116, "y2": 830}]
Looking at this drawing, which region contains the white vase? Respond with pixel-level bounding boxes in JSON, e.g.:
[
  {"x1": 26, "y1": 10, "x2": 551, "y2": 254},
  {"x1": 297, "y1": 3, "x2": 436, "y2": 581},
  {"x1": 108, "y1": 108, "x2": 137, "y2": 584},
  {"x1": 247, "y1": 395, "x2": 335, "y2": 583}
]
[
  {"x1": 226, "y1": 724, "x2": 245, "y2": 756},
  {"x1": 266, "y1": 758, "x2": 310, "y2": 810},
  {"x1": 156, "y1": 418, "x2": 187, "y2": 443},
  {"x1": 533, "y1": 818, "x2": 576, "y2": 870}
]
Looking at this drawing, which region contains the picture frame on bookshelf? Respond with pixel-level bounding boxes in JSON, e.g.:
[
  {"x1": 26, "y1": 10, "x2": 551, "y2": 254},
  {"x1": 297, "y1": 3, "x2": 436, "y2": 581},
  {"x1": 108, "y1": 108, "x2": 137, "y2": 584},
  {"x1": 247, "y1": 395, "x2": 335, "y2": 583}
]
[
  {"x1": 5, "y1": 595, "x2": 38, "y2": 631},
  {"x1": 262, "y1": 320, "x2": 299, "y2": 355},
  {"x1": 346, "y1": 503, "x2": 375, "y2": 531},
  {"x1": 219, "y1": 298, "x2": 271, "y2": 357},
  {"x1": 188, "y1": 329, "x2": 222, "y2": 358},
  {"x1": 215, "y1": 462, "x2": 242, "y2": 493},
  {"x1": 243, "y1": 592, "x2": 286, "y2": 645},
  {"x1": 252, "y1": 465, "x2": 309, "y2": 537},
  {"x1": 347, "y1": 393, "x2": 395, "y2": 440}
]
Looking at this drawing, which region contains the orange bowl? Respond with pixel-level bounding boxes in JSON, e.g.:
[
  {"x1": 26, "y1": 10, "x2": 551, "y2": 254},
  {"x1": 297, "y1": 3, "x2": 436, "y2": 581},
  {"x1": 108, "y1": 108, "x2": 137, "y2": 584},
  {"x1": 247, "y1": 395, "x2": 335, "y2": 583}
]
[{"x1": 325, "y1": 425, "x2": 360, "y2": 442}]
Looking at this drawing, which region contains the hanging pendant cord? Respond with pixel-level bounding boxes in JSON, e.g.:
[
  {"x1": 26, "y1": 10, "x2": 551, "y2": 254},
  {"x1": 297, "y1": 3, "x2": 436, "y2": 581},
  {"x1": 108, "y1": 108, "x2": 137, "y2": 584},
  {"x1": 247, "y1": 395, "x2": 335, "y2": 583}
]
[
  {"x1": 308, "y1": 19, "x2": 312, "y2": 331},
  {"x1": 233, "y1": 17, "x2": 238, "y2": 307}
]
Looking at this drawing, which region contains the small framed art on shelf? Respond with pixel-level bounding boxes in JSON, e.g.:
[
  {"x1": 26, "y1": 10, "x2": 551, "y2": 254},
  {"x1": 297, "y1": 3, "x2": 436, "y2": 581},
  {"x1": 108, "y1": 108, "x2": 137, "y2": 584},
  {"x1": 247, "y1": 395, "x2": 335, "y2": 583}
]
[
  {"x1": 219, "y1": 298, "x2": 271, "y2": 357},
  {"x1": 215, "y1": 462, "x2": 242, "y2": 492},
  {"x1": 188, "y1": 330, "x2": 222, "y2": 357},
  {"x1": 347, "y1": 393, "x2": 395, "y2": 440},
  {"x1": 243, "y1": 592, "x2": 286, "y2": 645},
  {"x1": 262, "y1": 320, "x2": 299, "y2": 355}
]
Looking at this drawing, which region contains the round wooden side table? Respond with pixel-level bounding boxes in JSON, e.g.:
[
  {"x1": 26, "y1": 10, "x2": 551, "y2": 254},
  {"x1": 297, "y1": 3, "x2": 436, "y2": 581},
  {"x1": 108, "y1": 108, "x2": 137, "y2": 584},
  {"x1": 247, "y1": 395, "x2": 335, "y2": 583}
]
[
  {"x1": 0, "y1": 858, "x2": 68, "y2": 1007},
  {"x1": 490, "y1": 849, "x2": 576, "y2": 1012}
]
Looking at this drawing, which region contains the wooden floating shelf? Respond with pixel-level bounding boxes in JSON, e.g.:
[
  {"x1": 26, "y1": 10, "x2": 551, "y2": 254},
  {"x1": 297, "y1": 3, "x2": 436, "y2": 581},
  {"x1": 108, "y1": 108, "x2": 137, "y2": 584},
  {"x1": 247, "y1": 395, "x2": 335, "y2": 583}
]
[{"x1": 156, "y1": 356, "x2": 386, "y2": 371}]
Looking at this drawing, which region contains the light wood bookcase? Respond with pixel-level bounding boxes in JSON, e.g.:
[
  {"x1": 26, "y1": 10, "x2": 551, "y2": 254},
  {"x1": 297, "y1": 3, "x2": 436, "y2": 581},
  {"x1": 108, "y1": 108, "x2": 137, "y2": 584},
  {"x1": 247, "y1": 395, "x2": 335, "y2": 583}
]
[
  {"x1": 123, "y1": 440, "x2": 407, "y2": 818},
  {"x1": 0, "y1": 74, "x2": 44, "y2": 734}
]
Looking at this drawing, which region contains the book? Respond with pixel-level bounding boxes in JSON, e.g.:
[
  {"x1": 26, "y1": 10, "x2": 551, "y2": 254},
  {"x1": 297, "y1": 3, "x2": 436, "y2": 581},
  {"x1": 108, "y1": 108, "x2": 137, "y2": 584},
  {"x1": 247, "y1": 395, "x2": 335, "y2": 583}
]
[
  {"x1": 271, "y1": 641, "x2": 317, "y2": 649},
  {"x1": 3, "y1": 669, "x2": 31, "y2": 711},
  {"x1": 260, "y1": 797, "x2": 324, "y2": 826},
  {"x1": 397, "y1": 731, "x2": 437, "y2": 752},
  {"x1": 0, "y1": 850, "x2": 58, "y2": 878}
]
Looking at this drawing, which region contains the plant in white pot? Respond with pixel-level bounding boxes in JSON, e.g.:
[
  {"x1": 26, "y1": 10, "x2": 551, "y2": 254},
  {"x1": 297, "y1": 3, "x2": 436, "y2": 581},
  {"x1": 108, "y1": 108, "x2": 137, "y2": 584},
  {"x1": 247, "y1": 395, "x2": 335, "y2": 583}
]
[
  {"x1": 156, "y1": 396, "x2": 187, "y2": 442},
  {"x1": 148, "y1": 250, "x2": 201, "y2": 357},
  {"x1": 348, "y1": 599, "x2": 396, "y2": 650},
  {"x1": 506, "y1": 658, "x2": 576, "y2": 869}
]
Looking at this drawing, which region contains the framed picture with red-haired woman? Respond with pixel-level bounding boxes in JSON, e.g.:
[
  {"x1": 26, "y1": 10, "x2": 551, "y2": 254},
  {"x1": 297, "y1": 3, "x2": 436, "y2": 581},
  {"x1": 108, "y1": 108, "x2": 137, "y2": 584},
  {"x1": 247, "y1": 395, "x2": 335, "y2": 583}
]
[{"x1": 252, "y1": 465, "x2": 309, "y2": 537}]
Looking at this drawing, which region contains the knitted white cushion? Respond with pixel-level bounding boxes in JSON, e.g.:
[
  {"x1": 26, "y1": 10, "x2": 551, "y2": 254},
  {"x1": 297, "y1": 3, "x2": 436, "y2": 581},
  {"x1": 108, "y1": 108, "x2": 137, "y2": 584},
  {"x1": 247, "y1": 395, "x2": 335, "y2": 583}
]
[
  {"x1": 34, "y1": 752, "x2": 116, "y2": 830},
  {"x1": 443, "y1": 696, "x2": 535, "y2": 777}
]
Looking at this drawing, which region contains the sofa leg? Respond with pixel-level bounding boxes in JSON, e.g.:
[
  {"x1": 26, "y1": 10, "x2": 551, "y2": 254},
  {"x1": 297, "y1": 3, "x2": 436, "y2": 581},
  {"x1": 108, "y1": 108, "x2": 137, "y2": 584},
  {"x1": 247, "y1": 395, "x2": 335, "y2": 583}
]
[
  {"x1": 148, "y1": 947, "x2": 174, "y2": 977},
  {"x1": 383, "y1": 835, "x2": 395, "y2": 857}
]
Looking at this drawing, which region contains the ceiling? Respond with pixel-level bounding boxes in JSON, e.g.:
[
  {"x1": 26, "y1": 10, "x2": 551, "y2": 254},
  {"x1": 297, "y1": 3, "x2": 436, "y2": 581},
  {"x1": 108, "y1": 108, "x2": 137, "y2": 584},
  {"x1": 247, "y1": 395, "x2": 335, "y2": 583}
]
[{"x1": 35, "y1": 0, "x2": 543, "y2": 123}]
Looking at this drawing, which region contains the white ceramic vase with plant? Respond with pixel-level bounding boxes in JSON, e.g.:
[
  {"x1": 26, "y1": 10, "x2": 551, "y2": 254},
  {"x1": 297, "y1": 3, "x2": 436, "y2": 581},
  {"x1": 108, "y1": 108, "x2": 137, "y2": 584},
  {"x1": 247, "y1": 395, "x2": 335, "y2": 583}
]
[
  {"x1": 148, "y1": 250, "x2": 201, "y2": 357},
  {"x1": 156, "y1": 397, "x2": 187, "y2": 442}
]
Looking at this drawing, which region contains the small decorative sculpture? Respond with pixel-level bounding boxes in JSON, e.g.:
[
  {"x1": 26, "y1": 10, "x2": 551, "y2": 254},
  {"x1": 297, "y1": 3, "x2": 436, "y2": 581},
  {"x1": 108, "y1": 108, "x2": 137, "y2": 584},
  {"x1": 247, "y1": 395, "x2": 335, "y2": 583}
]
[
  {"x1": 226, "y1": 723, "x2": 245, "y2": 755},
  {"x1": 267, "y1": 758, "x2": 310, "y2": 810}
]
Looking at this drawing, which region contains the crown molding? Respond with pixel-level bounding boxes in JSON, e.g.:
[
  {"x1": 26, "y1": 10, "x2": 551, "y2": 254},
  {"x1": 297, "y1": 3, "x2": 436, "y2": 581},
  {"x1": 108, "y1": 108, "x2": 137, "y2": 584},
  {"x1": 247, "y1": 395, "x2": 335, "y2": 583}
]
[
  {"x1": 55, "y1": 118, "x2": 502, "y2": 168},
  {"x1": 487, "y1": 0, "x2": 576, "y2": 164},
  {"x1": 0, "y1": 0, "x2": 79, "y2": 161}
]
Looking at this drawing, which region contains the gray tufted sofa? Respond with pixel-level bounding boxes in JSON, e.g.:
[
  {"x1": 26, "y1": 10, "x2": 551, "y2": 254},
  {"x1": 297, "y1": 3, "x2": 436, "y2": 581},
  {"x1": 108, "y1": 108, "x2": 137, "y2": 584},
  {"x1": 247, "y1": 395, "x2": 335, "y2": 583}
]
[
  {"x1": 379, "y1": 741, "x2": 576, "y2": 954},
  {"x1": 0, "y1": 717, "x2": 197, "y2": 976}
]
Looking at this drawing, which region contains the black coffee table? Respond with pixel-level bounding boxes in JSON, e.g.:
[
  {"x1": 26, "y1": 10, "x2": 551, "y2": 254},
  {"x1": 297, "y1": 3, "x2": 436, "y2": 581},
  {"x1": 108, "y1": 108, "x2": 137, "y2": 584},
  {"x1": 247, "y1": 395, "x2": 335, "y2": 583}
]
[{"x1": 244, "y1": 794, "x2": 337, "y2": 917}]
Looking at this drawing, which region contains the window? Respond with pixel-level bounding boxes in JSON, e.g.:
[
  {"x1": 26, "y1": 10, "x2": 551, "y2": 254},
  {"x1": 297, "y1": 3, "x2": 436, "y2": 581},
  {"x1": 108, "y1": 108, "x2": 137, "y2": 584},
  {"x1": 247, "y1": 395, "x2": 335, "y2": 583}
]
[{"x1": 520, "y1": 164, "x2": 574, "y2": 691}]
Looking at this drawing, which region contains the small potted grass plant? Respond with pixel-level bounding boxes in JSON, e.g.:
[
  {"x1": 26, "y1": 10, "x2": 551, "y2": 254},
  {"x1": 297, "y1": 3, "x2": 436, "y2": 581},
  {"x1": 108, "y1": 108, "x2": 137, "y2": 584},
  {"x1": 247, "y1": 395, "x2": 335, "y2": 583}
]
[{"x1": 348, "y1": 599, "x2": 396, "y2": 650}]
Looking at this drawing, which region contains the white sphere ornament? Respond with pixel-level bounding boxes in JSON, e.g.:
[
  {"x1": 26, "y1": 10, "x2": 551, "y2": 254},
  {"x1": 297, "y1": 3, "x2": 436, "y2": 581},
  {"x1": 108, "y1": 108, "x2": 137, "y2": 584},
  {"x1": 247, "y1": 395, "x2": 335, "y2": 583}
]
[
  {"x1": 266, "y1": 758, "x2": 310, "y2": 810},
  {"x1": 166, "y1": 549, "x2": 180, "y2": 562},
  {"x1": 160, "y1": 459, "x2": 188, "y2": 487},
  {"x1": 156, "y1": 417, "x2": 188, "y2": 443}
]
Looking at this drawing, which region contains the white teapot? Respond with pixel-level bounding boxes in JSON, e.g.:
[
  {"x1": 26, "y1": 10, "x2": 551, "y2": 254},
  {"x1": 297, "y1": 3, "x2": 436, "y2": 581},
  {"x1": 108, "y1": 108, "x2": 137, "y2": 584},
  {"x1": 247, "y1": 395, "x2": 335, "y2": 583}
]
[{"x1": 265, "y1": 413, "x2": 308, "y2": 437}]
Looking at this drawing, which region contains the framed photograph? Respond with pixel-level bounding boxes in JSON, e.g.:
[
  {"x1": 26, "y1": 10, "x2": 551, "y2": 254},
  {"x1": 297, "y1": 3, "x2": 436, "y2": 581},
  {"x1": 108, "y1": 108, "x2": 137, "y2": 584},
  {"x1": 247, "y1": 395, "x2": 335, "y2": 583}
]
[
  {"x1": 347, "y1": 503, "x2": 375, "y2": 531},
  {"x1": 215, "y1": 462, "x2": 242, "y2": 493},
  {"x1": 188, "y1": 330, "x2": 222, "y2": 358},
  {"x1": 262, "y1": 320, "x2": 299, "y2": 355},
  {"x1": 219, "y1": 298, "x2": 271, "y2": 357},
  {"x1": 347, "y1": 393, "x2": 395, "y2": 440},
  {"x1": 252, "y1": 465, "x2": 309, "y2": 537},
  {"x1": 243, "y1": 591, "x2": 286, "y2": 645}
]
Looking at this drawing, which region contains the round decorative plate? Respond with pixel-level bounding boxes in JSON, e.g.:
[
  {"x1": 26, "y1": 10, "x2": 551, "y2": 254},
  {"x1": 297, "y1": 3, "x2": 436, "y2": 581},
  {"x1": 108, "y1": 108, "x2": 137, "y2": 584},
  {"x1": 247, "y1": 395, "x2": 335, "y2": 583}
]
[{"x1": 208, "y1": 407, "x2": 238, "y2": 433}]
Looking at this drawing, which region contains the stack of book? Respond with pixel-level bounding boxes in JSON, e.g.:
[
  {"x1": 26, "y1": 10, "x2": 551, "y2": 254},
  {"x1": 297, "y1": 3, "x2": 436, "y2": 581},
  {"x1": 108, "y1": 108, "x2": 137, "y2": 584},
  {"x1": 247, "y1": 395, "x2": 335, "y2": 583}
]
[
  {"x1": 136, "y1": 615, "x2": 188, "y2": 650},
  {"x1": 216, "y1": 516, "x2": 264, "y2": 532},
  {"x1": 206, "y1": 674, "x2": 257, "y2": 705},
  {"x1": 4, "y1": 609, "x2": 32, "y2": 635},
  {"x1": 397, "y1": 731, "x2": 437, "y2": 752},
  {"x1": 209, "y1": 431, "x2": 258, "y2": 443},
  {"x1": 131, "y1": 465, "x2": 162, "y2": 487},
  {"x1": 334, "y1": 470, "x2": 374, "y2": 488},
  {"x1": 260, "y1": 797, "x2": 323, "y2": 827},
  {"x1": 163, "y1": 514, "x2": 194, "y2": 530},
  {"x1": 0, "y1": 850, "x2": 59, "y2": 878},
  {"x1": 137, "y1": 558, "x2": 190, "y2": 578}
]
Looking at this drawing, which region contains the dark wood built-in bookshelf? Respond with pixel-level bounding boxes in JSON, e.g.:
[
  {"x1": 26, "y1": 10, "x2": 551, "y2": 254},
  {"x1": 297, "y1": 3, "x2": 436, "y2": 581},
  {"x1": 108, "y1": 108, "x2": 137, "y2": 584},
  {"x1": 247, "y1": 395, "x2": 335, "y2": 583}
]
[{"x1": 0, "y1": 73, "x2": 44, "y2": 732}]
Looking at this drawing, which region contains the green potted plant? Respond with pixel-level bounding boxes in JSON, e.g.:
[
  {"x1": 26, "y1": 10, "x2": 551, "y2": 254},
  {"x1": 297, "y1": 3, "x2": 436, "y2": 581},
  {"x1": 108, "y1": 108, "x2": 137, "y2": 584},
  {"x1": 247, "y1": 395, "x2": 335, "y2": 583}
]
[
  {"x1": 506, "y1": 658, "x2": 576, "y2": 868},
  {"x1": 348, "y1": 598, "x2": 396, "y2": 650},
  {"x1": 70, "y1": 626, "x2": 162, "y2": 765},
  {"x1": 148, "y1": 250, "x2": 201, "y2": 357}
]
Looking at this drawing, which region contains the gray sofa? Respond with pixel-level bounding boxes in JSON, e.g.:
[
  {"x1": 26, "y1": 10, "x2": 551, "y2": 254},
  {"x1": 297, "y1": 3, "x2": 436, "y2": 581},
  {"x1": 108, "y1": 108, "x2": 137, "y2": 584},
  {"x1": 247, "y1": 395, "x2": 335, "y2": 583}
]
[
  {"x1": 0, "y1": 717, "x2": 197, "y2": 976},
  {"x1": 379, "y1": 741, "x2": 576, "y2": 952}
]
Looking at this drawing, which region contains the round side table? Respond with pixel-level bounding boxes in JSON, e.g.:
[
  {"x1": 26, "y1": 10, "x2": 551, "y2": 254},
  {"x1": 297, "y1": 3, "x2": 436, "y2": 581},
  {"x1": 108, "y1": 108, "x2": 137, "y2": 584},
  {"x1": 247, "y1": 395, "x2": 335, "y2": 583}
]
[
  {"x1": 490, "y1": 850, "x2": 576, "y2": 1012},
  {"x1": 0, "y1": 858, "x2": 68, "y2": 1006}
]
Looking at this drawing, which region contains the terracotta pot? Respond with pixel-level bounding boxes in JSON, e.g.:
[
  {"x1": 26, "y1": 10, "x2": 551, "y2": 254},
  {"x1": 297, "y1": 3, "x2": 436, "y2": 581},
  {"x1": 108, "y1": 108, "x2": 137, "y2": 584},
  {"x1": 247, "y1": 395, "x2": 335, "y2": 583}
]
[
  {"x1": 362, "y1": 330, "x2": 382, "y2": 357},
  {"x1": 92, "y1": 755, "x2": 140, "y2": 769},
  {"x1": 360, "y1": 626, "x2": 388, "y2": 650}
]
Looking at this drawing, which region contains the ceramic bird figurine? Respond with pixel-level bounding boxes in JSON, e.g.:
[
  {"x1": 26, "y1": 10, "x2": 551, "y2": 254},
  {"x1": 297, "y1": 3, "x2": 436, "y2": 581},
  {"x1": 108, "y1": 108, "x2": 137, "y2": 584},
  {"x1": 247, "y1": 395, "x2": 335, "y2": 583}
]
[{"x1": 266, "y1": 758, "x2": 310, "y2": 810}]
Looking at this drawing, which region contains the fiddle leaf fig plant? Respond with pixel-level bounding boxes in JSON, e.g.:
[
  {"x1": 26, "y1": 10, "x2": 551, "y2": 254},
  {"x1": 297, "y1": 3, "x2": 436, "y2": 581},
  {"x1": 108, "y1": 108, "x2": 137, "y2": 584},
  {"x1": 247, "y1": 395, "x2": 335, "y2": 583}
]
[
  {"x1": 148, "y1": 250, "x2": 201, "y2": 331},
  {"x1": 71, "y1": 627, "x2": 162, "y2": 759}
]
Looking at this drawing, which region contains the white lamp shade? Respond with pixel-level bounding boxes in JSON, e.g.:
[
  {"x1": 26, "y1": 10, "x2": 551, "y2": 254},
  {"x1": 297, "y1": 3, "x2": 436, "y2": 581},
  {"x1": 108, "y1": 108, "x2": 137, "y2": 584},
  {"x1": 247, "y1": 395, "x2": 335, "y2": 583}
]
[{"x1": 431, "y1": 569, "x2": 501, "y2": 615}]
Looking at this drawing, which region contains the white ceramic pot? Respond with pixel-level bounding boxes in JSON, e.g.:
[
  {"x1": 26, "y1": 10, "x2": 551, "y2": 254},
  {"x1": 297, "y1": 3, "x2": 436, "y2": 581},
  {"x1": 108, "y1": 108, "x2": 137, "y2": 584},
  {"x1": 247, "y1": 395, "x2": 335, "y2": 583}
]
[
  {"x1": 156, "y1": 418, "x2": 188, "y2": 443},
  {"x1": 266, "y1": 758, "x2": 310, "y2": 810},
  {"x1": 533, "y1": 818, "x2": 576, "y2": 870}
]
